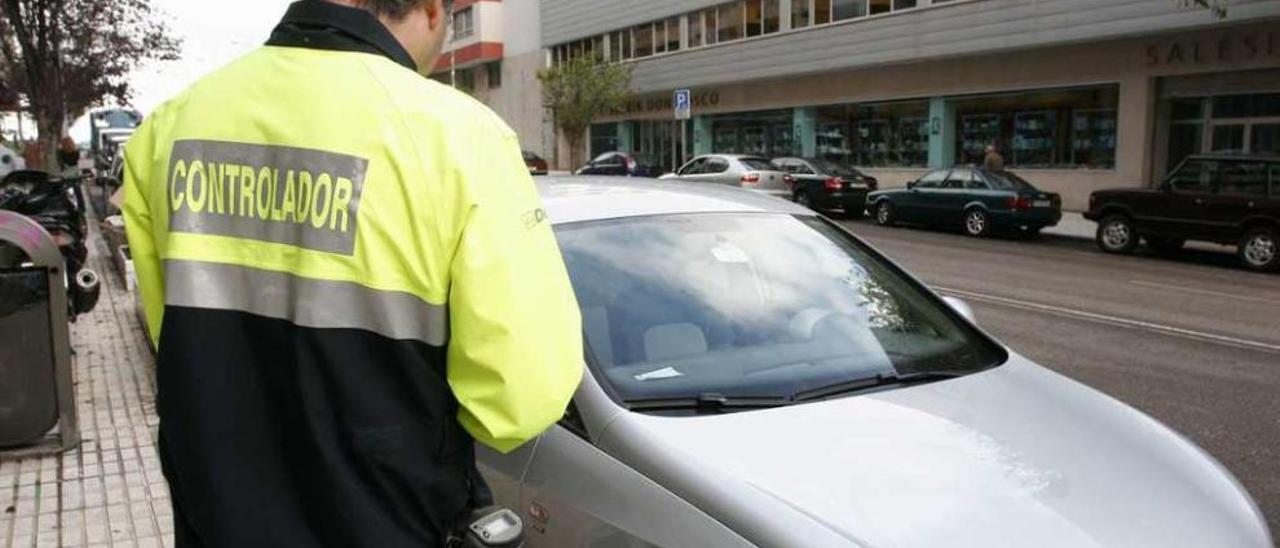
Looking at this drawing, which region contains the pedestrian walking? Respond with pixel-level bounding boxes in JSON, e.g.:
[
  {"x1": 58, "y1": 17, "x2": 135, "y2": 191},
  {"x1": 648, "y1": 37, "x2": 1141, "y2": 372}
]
[
  {"x1": 984, "y1": 144, "x2": 1005, "y2": 172},
  {"x1": 122, "y1": 1, "x2": 583, "y2": 546}
]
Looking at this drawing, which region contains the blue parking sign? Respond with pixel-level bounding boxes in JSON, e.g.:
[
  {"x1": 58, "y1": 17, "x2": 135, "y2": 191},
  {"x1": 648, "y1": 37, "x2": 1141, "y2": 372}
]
[{"x1": 674, "y1": 89, "x2": 692, "y2": 120}]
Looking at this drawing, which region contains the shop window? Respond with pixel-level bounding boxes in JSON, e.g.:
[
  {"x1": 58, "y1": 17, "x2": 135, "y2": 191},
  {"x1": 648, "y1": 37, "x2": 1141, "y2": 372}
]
[
  {"x1": 833, "y1": 0, "x2": 868, "y2": 21},
  {"x1": 590, "y1": 123, "x2": 620, "y2": 159},
  {"x1": 817, "y1": 100, "x2": 929, "y2": 167},
  {"x1": 1255, "y1": 124, "x2": 1280, "y2": 156},
  {"x1": 485, "y1": 62, "x2": 501, "y2": 89},
  {"x1": 953, "y1": 85, "x2": 1119, "y2": 169},
  {"x1": 870, "y1": 0, "x2": 891, "y2": 15},
  {"x1": 689, "y1": 12, "x2": 704, "y2": 47},
  {"x1": 792, "y1": 0, "x2": 812, "y2": 28},
  {"x1": 709, "y1": 110, "x2": 794, "y2": 157},
  {"x1": 1167, "y1": 123, "x2": 1203, "y2": 171},
  {"x1": 1212, "y1": 93, "x2": 1280, "y2": 119},
  {"x1": 1212, "y1": 125, "x2": 1245, "y2": 153},
  {"x1": 815, "y1": 0, "x2": 832, "y2": 24},
  {"x1": 764, "y1": 0, "x2": 781, "y2": 34},
  {"x1": 666, "y1": 17, "x2": 682, "y2": 51},
  {"x1": 1170, "y1": 98, "x2": 1204, "y2": 121},
  {"x1": 635, "y1": 23, "x2": 654, "y2": 58},
  {"x1": 746, "y1": 0, "x2": 763, "y2": 37},
  {"x1": 719, "y1": 2, "x2": 744, "y2": 43}
]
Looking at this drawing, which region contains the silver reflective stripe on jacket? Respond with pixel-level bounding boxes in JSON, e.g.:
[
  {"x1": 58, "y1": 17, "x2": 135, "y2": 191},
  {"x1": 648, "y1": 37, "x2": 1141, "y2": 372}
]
[{"x1": 164, "y1": 260, "x2": 448, "y2": 346}]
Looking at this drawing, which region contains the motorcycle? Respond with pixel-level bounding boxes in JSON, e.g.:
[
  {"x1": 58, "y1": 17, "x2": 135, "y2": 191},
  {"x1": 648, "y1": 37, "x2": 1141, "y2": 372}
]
[{"x1": 0, "y1": 170, "x2": 101, "y2": 319}]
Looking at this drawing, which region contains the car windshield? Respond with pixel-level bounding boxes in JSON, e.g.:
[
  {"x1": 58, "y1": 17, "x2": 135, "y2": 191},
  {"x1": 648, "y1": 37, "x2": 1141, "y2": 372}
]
[
  {"x1": 739, "y1": 157, "x2": 775, "y2": 171},
  {"x1": 985, "y1": 171, "x2": 1036, "y2": 191},
  {"x1": 810, "y1": 159, "x2": 864, "y2": 178},
  {"x1": 556, "y1": 213, "x2": 1007, "y2": 407}
]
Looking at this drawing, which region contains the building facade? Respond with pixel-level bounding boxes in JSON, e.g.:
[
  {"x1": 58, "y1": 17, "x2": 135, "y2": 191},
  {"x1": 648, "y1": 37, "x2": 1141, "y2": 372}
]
[
  {"x1": 543, "y1": 0, "x2": 1280, "y2": 210},
  {"x1": 434, "y1": 0, "x2": 553, "y2": 159}
]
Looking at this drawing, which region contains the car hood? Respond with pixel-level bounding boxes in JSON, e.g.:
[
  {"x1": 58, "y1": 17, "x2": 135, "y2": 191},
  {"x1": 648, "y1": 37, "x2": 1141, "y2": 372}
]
[{"x1": 600, "y1": 359, "x2": 1269, "y2": 548}]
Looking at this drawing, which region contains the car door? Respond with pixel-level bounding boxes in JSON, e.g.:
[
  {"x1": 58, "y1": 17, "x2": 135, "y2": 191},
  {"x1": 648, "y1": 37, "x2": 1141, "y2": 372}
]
[
  {"x1": 792, "y1": 160, "x2": 827, "y2": 204},
  {"x1": 899, "y1": 169, "x2": 950, "y2": 223},
  {"x1": 937, "y1": 168, "x2": 978, "y2": 226},
  {"x1": 672, "y1": 157, "x2": 707, "y2": 181},
  {"x1": 1204, "y1": 160, "x2": 1269, "y2": 243},
  {"x1": 698, "y1": 157, "x2": 733, "y2": 186},
  {"x1": 1160, "y1": 158, "x2": 1219, "y2": 240}
]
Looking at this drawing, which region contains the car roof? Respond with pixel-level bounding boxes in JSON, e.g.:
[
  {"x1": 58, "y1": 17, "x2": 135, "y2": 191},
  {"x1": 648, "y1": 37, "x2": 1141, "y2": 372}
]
[{"x1": 536, "y1": 176, "x2": 813, "y2": 225}]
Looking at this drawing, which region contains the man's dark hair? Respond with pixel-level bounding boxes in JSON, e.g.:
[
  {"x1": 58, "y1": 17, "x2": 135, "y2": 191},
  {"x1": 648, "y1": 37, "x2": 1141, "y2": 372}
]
[{"x1": 349, "y1": 0, "x2": 428, "y2": 19}]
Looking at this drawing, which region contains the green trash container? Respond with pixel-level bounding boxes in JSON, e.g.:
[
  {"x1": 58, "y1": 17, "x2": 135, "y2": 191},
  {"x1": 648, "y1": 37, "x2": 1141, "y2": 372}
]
[{"x1": 0, "y1": 267, "x2": 59, "y2": 447}]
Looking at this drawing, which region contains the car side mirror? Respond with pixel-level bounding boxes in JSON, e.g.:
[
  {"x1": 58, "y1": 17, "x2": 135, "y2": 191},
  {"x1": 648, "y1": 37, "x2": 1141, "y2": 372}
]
[{"x1": 943, "y1": 296, "x2": 975, "y2": 323}]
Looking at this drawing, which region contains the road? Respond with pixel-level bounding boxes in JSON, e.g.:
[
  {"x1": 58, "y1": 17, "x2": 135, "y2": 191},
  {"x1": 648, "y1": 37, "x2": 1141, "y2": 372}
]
[{"x1": 838, "y1": 218, "x2": 1280, "y2": 537}]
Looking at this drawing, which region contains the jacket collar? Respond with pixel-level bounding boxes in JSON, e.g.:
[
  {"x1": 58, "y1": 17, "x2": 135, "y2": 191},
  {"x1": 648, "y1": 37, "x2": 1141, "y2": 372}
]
[{"x1": 266, "y1": 0, "x2": 418, "y2": 72}]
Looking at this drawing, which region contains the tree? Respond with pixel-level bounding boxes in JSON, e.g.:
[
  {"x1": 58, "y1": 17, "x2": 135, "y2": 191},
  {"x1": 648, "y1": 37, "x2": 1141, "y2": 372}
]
[
  {"x1": 0, "y1": 0, "x2": 180, "y2": 169},
  {"x1": 1178, "y1": 0, "x2": 1228, "y2": 18},
  {"x1": 538, "y1": 54, "x2": 632, "y2": 170}
]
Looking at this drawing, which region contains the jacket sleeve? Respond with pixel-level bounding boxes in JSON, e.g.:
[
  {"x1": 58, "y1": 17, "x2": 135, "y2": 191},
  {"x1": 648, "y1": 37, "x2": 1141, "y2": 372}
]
[
  {"x1": 122, "y1": 121, "x2": 166, "y2": 348},
  {"x1": 446, "y1": 130, "x2": 584, "y2": 454}
]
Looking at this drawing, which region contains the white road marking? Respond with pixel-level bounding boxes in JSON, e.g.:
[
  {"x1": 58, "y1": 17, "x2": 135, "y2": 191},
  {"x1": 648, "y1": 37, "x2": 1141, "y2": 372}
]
[
  {"x1": 936, "y1": 286, "x2": 1280, "y2": 355},
  {"x1": 1128, "y1": 279, "x2": 1280, "y2": 306}
]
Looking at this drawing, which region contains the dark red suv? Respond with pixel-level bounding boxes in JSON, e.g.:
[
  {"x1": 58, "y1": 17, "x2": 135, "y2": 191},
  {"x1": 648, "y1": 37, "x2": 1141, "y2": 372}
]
[{"x1": 1085, "y1": 155, "x2": 1279, "y2": 272}]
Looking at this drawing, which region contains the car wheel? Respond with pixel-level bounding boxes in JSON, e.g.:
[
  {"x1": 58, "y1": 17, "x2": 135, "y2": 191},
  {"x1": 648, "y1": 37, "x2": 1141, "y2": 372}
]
[
  {"x1": 875, "y1": 201, "x2": 896, "y2": 227},
  {"x1": 795, "y1": 191, "x2": 814, "y2": 210},
  {"x1": 1145, "y1": 236, "x2": 1185, "y2": 255},
  {"x1": 1238, "y1": 227, "x2": 1279, "y2": 272},
  {"x1": 963, "y1": 208, "x2": 990, "y2": 238},
  {"x1": 1096, "y1": 214, "x2": 1138, "y2": 254}
]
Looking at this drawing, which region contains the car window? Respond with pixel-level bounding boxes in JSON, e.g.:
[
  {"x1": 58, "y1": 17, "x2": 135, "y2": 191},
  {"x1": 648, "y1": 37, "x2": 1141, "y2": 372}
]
[
  {"x1": 1169, "y1": 160, "x2": 1216, "y2": 193},
  {"x1": 556, "y1": 213, "x2": 1006, "y2": 406},
  {"x1": 809, "y1": 159, "x2": 861, "y2": 178},
  {"x1": 591, "y1": 153, "x2": 614, "y2": 164},
  {"x1": 600, "y1": 154, "x2": 626, "y2": 167},
  {"x1": 679, "y1": 158, "x2": 707, "y2": 176},
  {"x1": 1272, "y1": 165, "x2": 1279, "y2": 198},
  {"x1": 794, "y1": 162, "x2": 816, "y2": 175},
  {"x1": 705, "y1": 158, "x2": 730, "y2": 174},
  {"x1": 985, "y1": 171, "x2": 1035, "y2": 191},
  {"x1": 944, "y1": 169, "x2": 975, "y2": 189},
  {"x1": 1218, "y1": 161, "x2": 1268, "y2": 198},
  {"x1": 915, "y1": 169, "x2": 950, "y2": 189},
  {"x1": 739, "y1": 157, "x2": 775, "y2": 171}
]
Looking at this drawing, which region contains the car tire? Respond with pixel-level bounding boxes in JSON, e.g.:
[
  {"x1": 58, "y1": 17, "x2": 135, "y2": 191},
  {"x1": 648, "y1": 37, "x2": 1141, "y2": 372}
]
[
  {"x1": 794, "y1": 191, "x2": 814, "y2": 210},
  {"x1": 1238, "y1": 226, "x2": 1279, "y2": 272},
  {"x1": 875, "y1": 201, "x2": 896, "y2": 227},
  {"x1": 963, "y1": 208, "x2": 990, "y2": 238},
  {"x1": 1096, "y1": 214, "x2": 1138, "y2": 254},
  {"x1": 1145, "y1": 236, "x2": 1185, "y2": 255}
]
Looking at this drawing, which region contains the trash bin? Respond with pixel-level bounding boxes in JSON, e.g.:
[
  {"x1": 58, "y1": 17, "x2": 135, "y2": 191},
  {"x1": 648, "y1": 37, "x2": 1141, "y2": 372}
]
[{"x1": 0, "y1": 267, "x2": 59, "y2": 447}]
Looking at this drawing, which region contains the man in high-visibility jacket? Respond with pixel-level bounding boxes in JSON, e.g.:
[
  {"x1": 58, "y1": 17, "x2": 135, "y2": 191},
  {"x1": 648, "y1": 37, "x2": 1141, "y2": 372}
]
[{"x1": 122, "y1": 0, "x2": 583, "y2": 545}]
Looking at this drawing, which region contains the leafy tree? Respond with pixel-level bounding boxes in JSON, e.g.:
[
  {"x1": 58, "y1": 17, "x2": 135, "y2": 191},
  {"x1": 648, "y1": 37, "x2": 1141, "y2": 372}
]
[
  {"x1": 538, "y1": 54, "x2": 632, "y2": 170},
  {"x1": 1178, "y1": 0, "x2": 1228, "y2": 18},
  {"x1": 0, "y1": 0, "x2": 180, "y2": 169}
]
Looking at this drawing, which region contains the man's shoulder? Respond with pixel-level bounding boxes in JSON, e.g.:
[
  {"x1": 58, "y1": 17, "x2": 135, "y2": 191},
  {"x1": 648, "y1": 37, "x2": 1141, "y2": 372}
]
[{"x1": 364, "y1": 62, "x2": 516, "y2": 141}]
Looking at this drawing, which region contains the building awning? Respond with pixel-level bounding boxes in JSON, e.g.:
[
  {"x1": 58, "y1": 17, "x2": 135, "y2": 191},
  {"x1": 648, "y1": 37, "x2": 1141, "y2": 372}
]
[{"x1": 433, "y1": 42, "x2": 504, "y2": 73}]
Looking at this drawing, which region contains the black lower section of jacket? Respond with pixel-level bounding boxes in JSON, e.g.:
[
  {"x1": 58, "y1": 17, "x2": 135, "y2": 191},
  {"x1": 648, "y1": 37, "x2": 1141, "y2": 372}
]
[{"x1": 156, "y1": 307, "x2": 474, "y2": 547}]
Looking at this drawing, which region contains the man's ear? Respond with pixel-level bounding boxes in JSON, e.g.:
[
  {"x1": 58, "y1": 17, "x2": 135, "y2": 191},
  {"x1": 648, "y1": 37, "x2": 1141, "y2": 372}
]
[{"x1": 424, "y1": 0, "x2": 446, "y2": 30}]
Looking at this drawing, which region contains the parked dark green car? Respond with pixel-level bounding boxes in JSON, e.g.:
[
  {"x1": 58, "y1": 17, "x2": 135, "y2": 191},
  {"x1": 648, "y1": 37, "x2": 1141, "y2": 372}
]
[{"x1": 867, "y1": 167, "x2": 1063, "y2": 237}]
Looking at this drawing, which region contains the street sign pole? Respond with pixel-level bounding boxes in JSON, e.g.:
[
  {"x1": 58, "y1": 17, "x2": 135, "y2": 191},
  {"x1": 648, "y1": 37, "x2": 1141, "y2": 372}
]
[{"x1": 674, "y1": 89, "x2": 692, "y2": 170}]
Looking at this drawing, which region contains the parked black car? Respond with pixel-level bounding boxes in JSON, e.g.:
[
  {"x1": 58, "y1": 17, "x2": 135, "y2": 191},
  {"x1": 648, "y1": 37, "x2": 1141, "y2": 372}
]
[
  {"x1": 576, "y1": 152, "x2": 664, "y2": 178},
  {"x1": 772, "y1": 157, "x2": 877, "y2": 217},
  {"x1": 867, "y1": 167, "x2": 1062, "y2": 237},
  {"x1": 1085, "y1": 155, "x2": 1280, "y2": 272}
]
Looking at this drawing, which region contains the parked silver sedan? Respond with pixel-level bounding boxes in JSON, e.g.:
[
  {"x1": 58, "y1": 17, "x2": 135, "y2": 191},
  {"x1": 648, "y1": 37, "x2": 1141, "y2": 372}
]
[
  {"x1": 477, "y1": 177, "x2": 1272, "y2": 548},
  {"x1": 660, "y1": 153, "x2": 792, "y2": 200}
]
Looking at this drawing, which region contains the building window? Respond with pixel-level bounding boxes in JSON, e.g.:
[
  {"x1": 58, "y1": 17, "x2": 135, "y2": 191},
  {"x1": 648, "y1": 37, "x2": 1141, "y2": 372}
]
[
  {"x1": 763, "y1": 0, "x2": 781, "y2": 33},
  {"x1": 709, "y1": 109, "x2": 795, "y2": 157},
  {"x1": 814, "y1": 0, "x2": 832, "y2": 24},
  {"x1": 452, "y1": 7, "x2": 474, "y2": 38},
  {"x1": 894, "y1": 0, "x2": 918, "y2": 9},
  {"x1": 704, "y1": 7, "x2": 719, "y2": 45},
  {"x1": 486, "y1": 62, "x2": 501, "y2": 89},
  {"x1": 833, "y1": 0, "x2": 868, "y2": 21},
  {"x1": 817, "y1": 100, "x2": 929, "y2": 167},
  {"x1": 718, "y1": 2, "x2": 743, "y2": 43},
  {"x1": 792, "y1": 0, "x2": 811, "y2": 28},
  {"x1": 620, "y1": 29, "x2": 633, "y2": 60},
  {"x1": 689, "y1": 12, "x2": 704, "y2": 47},
  {"x1": 953, "y1": 85, "x2": 1120, "y2": 169},
  {"x1": 746, "y1": 0, "x2": 763, "y2": 37},
  {"x1": 655, "y1": 21, "x2": 668, "y2": 54},
  {"x1": 456, "y1": 68, "x2": 475, "y2": 92},
  {"x1": 634, "y1": 23, "x2": 653, "y2": 58},
  {"x1": 870, "y1": 0, "x2": 891, "y2": 15},
  {"x1": 666, "y1": 17, "x2": 682, "y2": 52}
]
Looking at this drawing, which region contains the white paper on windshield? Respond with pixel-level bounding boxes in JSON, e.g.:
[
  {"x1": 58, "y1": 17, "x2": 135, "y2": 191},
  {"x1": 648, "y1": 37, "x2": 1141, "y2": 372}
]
[
  {"x1": 711, "y1": 244, "x2": 749, "y2": 263},
  {"x1": 634, "y1": 367, "x2": 684, "y2": 381}
]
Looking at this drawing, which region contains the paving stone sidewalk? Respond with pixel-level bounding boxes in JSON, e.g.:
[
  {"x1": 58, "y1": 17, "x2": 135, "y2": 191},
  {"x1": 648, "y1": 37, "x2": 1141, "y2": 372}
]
[{"x1": 1, "y1": 222, "x2": 173, "y2": 548}]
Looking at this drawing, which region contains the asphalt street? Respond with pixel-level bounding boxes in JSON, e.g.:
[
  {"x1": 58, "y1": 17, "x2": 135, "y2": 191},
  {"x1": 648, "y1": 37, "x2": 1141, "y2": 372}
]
[{"x1": 837, "y1": 218, "x2": 1280, "y2": 538}]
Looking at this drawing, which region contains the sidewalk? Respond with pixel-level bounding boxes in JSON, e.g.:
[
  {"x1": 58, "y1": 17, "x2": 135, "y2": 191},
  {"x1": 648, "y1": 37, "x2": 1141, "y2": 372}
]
[
  {"x1": 0, "y1": 223, "x2": 173, "y2": 547},
  {"x1": 1042, "y1": 211, "x2": 1095, "y2": 240}
]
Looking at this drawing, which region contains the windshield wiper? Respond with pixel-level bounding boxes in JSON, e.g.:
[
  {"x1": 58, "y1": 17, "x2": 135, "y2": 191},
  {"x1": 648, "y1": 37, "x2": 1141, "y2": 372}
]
[
  {"x1": 792, "y1": 370, "x2": 969, "y2": 402},
  {"x1": 624, "y1": 392, "x2": 795, "y2": 413}
]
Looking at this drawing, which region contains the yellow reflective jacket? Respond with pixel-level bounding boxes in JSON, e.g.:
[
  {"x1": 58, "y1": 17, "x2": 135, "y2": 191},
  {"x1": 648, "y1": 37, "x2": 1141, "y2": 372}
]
[{"x1": 123, "y1": 5, "x2": 581, "y2": 545}]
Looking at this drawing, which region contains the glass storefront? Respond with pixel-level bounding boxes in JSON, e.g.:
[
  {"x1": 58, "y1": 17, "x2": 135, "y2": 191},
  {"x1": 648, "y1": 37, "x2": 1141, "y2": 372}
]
[
  {"x1": 816, "y1": 100, "x2": 929, "y2": 167},
  {"x1": 590, "y1": 122, "x2": 620, "y2": 159},
  {"x1": 1165, "y1": 92, "x2": 1280, "y2": 169},
  {"x1": 951, "y1": 85, "x2": 1119, "y2": 169},
  {"x1": 709, "y1": 110, "x2": 795, "y2": 158}
]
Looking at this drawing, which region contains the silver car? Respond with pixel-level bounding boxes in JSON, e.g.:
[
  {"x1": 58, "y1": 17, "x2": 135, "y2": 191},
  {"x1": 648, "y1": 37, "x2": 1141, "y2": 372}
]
[
  {"x1": 477, "y1": 177, "x2": 1272, "y2": 548},
  {"x1": 661, "y1": 153, "x2": 792, "y2": 200}
]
